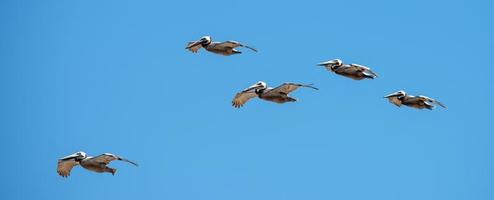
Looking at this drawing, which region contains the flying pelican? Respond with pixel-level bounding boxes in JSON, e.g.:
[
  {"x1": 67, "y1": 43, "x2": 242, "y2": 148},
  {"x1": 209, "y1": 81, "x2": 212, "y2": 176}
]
[
  {"x1": 318, "y1": 59, "x2": 378, "y2": 80},
  {"x1": 232, "y1": 81, "x2": 318, "y2": 108},
  {"x1": 384, "y1": 90, "x2": 447, "y2": 110},
  {"x1": 57, "y1": 151, "x2": 138, "y2": 178},
  {"x1": 186, "y1": 36, "x2": 257, "y2": 56}
]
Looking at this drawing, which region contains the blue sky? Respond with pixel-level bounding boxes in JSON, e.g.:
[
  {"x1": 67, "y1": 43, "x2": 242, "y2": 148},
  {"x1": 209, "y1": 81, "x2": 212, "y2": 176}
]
[{"x1": 1, "y1": 0, "x2": 493, "y2": 199}]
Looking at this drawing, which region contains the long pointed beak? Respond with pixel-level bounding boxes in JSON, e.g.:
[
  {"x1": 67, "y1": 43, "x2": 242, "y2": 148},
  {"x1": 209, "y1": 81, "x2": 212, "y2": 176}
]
[
  {"x1": 60, "y1": 153, "x2": 81, "y2": 160},
  {"x1": 243, "y1": 84, "x2": 262, "y2": 92},
  {"x1": 186, "y1": 40, "x2": 202, "y2": 49},
  {"x1": 384, "y1": 92, "x2": 400, "y2": 98},
  {"x1": 317, "y1": 60, "x2": 338, "y2": 66}
]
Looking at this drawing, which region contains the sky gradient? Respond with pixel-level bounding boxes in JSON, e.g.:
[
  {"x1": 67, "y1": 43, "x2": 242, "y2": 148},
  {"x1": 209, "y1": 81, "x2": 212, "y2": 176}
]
[{"x1": 1, "y1": 0, "x2": 493, "y2": 200}]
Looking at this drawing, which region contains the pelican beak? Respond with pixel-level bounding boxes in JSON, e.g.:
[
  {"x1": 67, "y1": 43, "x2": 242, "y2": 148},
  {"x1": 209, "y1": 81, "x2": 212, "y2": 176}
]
[
  {"x1": 186, "y1": 39, "x2": 203, "y2": 49},
  {"x1": 61, "y1": 152, "x2": 82, "y2": 160},
  {"x1": 317, "y1": 60, "x2": 339, "y2": 66},
  {"x1": 384, "y1": 92, "x2": 401, "y2": 98},
  {"x1": 244, "y1": 83, "x2": 262, "y2": 91},
  {"x1": 317, "y1": 62, "x2": 330, "y2": 66}
]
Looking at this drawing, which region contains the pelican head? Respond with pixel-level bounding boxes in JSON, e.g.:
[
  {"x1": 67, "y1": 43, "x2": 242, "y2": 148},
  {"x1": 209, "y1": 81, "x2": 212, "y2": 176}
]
[
  {"x1": 73, "y1": 151, "x2": 87, "y2": 160},
  {"x1": 75, "y1": 151, "x2": 87, "y2": 160},
  {"x1": 330, "y1": 59, "x2": 343, "y2": 66},
  {"x1": 384, "y1": 90, "x2": 407, "y2": 98},
  {"x1": 200, "y1": 35, "x2": 211, "y2": 44},
  {"x1": 318, "y1": 59, "x2": 343, "y2": 71},
  {"x1": 186, "y1": 36, "x2": 212, "y2": 49},
  {"x1": 192, "y1": 35, "x2": 211, "y2": 46},
  {"x1": 245, "y1": 81, "x2": 267, "y2": 91},
  {"x1": 61, "y1": 151, "x2": 87, "y2": 161}
]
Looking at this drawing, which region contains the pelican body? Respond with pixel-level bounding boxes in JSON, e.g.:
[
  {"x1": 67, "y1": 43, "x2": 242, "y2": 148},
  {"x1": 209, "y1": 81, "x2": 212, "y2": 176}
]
[
  {"x1": 57, "y1": 151, "x2": 138, "y2": 177},
  {"x1": 232, "y1": 81, "x2": 318, "y2": 108},
  {"x1": 186, "y1": 36, "x2": 257, "y2": 56},
  {"x1": 318, "y1": 59, "x2": 378, "y2": 80},
  {"x1": 384, "y1": 90, "x2": 447, "y2": 110}
]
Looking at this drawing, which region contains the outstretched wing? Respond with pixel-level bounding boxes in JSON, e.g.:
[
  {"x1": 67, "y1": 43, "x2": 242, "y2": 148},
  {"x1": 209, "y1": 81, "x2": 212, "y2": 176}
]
[
  {"x1": 87, "y1": 153, "x2": 138, "y2": 166},
  {"x1": 266, "y1": 83, "x2": 318, "y2": 95},
  {"x1": 232, "y1": 88, "x2": 258, "y2": 108},
  {"x1": 216, "y1": 41, "x2": 257, "y2": 52},
  {"x1": 186, "y1": 41, "x2": 203, "y2": 53},
  {"x1": 57, "y1": 158, "x2": 79, "y2": 177},
  {"x1": 349, "y1": 64, "x2": 379, "y2": 77},
  {"x1": 418, "y1": 95, "x2": 447, "y2": 108}
]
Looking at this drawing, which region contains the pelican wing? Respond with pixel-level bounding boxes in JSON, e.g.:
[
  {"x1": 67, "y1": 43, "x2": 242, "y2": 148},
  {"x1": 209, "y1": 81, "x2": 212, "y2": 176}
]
[
  {"x1": 232, "y1": 88, "x2": 258, "y2": 108},
  {"x1": 384, "y1": 91, "x2": 405, "y2": 107},
  {"x1": 186, "y1": 41, "x2": 203, "y2": 53},
  {"x1": 418, "y1": 95, "x2": 447, "y2": 108},
  {"x1": 216, "y1": 41, "x2": 257, "y2": 52},
  {"x1": 267, "y1": 83, "x2": 318, "y2": 95},
  {"x1": 57, "y1": 158, "x2": 79, "y2": 177},
  {"x1": 349, "y1": 64, "x2": 379, "y2": 77},
  {"x1": 334, "y1": 65, "x2": 359, "y2": 74},
  {"x1": 386, "y1": 96, "x2": 402, "y2": 107},
  {"x1": 88, "y1": 153, "x2": 138, "y2": 166}
]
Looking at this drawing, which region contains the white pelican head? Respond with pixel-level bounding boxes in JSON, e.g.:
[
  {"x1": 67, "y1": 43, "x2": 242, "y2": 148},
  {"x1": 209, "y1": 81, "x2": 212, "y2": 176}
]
[
  {"x1": 384, "y1": 90, "x2": 407, "y2": 98},
  {"x1": 245, "y1": 81, "x2": 267, "y2": 91}
]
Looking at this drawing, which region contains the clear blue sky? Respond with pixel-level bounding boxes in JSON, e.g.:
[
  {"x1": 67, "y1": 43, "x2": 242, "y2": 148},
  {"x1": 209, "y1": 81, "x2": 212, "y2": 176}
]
[{"x1": 1, "y1": 0, "x2": 493, "y2": 199}]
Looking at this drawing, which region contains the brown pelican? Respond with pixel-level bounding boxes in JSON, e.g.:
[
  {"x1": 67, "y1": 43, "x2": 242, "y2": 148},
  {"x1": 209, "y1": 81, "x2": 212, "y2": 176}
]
[
  {"x1": 186, "y1": 36, "x2": 257, "y2": 56},
  {"x1": 57, "y1": 151, "x2": 138, "y2": 178},
  {"x1": 384, "y1": 90, "x2": 447, "y2": 110},
  {"x1": 318, "y1": 59, "x2": 378, "y2": 80},
  {"x1": 232, "y1": 81, "x2": 318, "y2": 108}
]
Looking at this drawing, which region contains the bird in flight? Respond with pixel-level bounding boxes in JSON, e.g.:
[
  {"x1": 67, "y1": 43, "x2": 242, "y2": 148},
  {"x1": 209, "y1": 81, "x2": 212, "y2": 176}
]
[
  {"x1": 186, "y1": 36, "x2": 257, "y2": 56},
  {"x1": 318, "y1": 59, "x2": 378, "y2": 80},
  {"x1": 384, "y1": 90, "x2": 447, "y2": 110},
  {"x1": 232, "y1": 81, "x2": 318, "y2": 108},
  {"x1": 57, "y1": 151, "x2": 138, "y2": 178}
]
